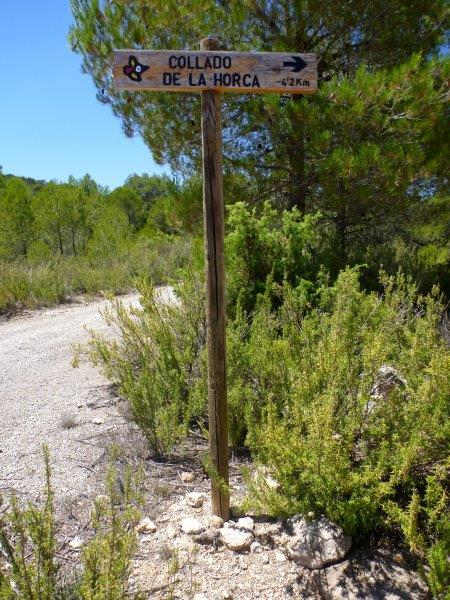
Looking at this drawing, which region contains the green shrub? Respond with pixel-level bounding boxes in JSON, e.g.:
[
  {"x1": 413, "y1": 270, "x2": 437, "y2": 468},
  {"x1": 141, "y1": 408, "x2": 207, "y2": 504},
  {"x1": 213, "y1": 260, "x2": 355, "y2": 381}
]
[
  {"x1": 78, "y1": 463, "x2": 144, "y2": 600},
  {"x1": 0, "y1": 261, "x2": 67, "y2": 313},
  {"x1": 426, "y1": 539, "x2": 450, "y2": 600},
  {"x1": 0, "y1": 447, "x2": 144, "y2": 600},
  {"x1": 0, "y1": 233, "x2": 194, "y2": 315},
  {"x1": 82, "y1": 266, "x2": 449, "y2": 594},
  {"x1": 241, "y1": 271, "x2": 449, "y2": 533},
  {"x1": 226, "y1": 201, "x2": 325, "y2": 317},
  {"x1": 82, "y1": 275, "x2": 206, "y2": 456}
]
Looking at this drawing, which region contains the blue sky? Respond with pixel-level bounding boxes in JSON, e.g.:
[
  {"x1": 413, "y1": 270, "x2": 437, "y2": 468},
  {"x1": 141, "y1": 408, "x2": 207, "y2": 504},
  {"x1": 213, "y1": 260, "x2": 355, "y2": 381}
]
[{"x1": 0, "y1": 1, "x2": 168, "y2": 190}]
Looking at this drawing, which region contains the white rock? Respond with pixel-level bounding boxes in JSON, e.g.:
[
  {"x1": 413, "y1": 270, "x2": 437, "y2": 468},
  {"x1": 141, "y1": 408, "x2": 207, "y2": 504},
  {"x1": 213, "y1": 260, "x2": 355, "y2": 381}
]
[
  {"x1": 369, "y1": 365, "x2": 406, "y2": 406},
  {"x1": 69, "y1": 536, "x2": 84, "y2": 550},
  {"x1": 252, "y1": 466, "x2": 280, "y2": 490},
  {"x1": 284, "y1": 516, "x2": 351, "y2": 569},
  {"x1": 193, "y1": 528, "x2": 220, "y2": 545},
  {"x1": 180, "y1": 471, "x2": 195, "y2": 483},
  {"x1": 181, "y1": 517, "x2": 205, "y2": 535},
  {"x1": 265, "y1": 474, "x2": 280, "y2": 489},
  {"x1": 220, "y1": 527, "x2": 254, "y2": 551},
  {"x1": 193, "y1": 594, "x2": 208, "y2": 600},
  {"x1": 136, "y1": 517, "x2": 156, "y2": 534},
  {"x1": 237, "y1": 516, "x2": 254, "y2": 531},
  {"x1": 250, "y1": 541, "x2": 263, "y2": 553},
  {"x1": 186, "y1": 492, "x2": 205, "y2": 508},
  {"x1": 208, "y1": 515, "x2": 224, "y2": 529},
  {"x1": 92, "y1": 417, "x2": 104, "y2": 425}
]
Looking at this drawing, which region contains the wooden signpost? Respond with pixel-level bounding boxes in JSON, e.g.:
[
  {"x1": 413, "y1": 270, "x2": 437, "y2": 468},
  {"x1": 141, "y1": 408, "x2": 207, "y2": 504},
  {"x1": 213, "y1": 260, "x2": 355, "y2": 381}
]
[
  {"x1": 113, "y1": 47, "x2": 317, "y2": 94},
  {"x1": 113, "y1": 38, "x2": 317, "y2": 520}
]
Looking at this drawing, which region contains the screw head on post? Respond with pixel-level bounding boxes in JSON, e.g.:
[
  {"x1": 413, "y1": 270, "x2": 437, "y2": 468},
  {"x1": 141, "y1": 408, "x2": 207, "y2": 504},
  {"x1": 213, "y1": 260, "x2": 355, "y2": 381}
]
[{"x1": 200, "y1": 36, "x2": 222, "y2": 51}]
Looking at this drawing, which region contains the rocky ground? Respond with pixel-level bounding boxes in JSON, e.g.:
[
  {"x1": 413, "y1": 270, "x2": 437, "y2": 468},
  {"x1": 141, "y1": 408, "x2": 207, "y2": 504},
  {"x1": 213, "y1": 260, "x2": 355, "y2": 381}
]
[
  {"x1": 0, "y1": 294, "x2": 430, "y2": 599},
  {"x1": 125, "y1": 445, "x2": 429, "y2": 600}
]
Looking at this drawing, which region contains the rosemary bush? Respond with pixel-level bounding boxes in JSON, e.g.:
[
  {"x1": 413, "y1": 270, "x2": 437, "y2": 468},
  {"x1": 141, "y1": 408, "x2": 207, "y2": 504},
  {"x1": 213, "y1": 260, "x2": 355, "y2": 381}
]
[{"x1": 0, "y1": 447, "x2": 144, "y2": 600}]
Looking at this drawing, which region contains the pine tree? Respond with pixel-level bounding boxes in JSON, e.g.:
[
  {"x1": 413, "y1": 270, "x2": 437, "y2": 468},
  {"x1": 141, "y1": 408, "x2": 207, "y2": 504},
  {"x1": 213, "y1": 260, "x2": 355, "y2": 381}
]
[
  {"x1": 69, "y1": 1, "x2": 449, "y2": 291},
  {"x1": 0, "y1": 178, "x2": 33, "y2": 259}
]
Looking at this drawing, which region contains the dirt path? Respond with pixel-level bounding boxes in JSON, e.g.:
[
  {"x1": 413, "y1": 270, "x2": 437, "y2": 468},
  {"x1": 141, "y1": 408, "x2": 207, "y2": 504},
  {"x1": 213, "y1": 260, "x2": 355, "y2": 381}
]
[{"x1": 0, "y1": 291, "x2": 170, "y2": 502}]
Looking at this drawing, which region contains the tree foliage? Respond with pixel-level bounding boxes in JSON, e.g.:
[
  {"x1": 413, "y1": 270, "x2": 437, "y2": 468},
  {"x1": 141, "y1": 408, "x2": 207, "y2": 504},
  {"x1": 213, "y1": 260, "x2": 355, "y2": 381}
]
[
  {"x1": 0, "y1": 171, "x2": 193, "y2": 313},
  {"x1": 68, "y1": 0, "x2": 449, "y2": 293}
]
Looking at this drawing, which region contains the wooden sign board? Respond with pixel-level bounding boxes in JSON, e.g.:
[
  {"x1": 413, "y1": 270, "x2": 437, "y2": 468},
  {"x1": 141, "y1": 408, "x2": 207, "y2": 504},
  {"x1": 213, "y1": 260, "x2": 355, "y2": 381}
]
[{"x1": 113, "y1": 50, "x2": 317, "y2": 94}]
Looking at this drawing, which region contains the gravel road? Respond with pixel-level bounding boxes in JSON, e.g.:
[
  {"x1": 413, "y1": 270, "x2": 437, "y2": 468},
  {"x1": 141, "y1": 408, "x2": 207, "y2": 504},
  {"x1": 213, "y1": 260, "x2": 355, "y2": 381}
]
[{"x1": 0, "y1": 290, "x2": 172, "y2": 502}]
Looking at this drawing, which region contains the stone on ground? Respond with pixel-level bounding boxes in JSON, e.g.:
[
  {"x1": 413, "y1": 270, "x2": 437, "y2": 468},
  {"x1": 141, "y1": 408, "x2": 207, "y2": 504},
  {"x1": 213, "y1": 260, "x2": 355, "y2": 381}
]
[
  {"x1": 186, "y1": 491, "x2": 205, "y2": 508},
  {"x1": 136, "y1": 517, "x2": 157, "y2": 534},
  {"x1": 181, "y1": 517, "x2": 205, "y2": 535},
  {"x1": 208, "y1": 515, "x2": 224, "y2": 529},
  {"x1": 254, "y1": 521, "x2": 282, "y2": 545},
  {"x1": 283, "y1": 516, "x2": 351, "y2": 569},
  {"x1": 220, "y1": 526, "x2": 254, "y2": 551},
  {"x1": 250, "y1": 541, "x2": 263, "y2": 553},
  {"x1": 193, "y1": 528, "x2": 220, "y2": 545},
  {"x1": 237, "y1": 516, "x2": 255, "y2": 531},
  {"x1": 69, "y1": 536, "x2": 84, "y2": 550}
]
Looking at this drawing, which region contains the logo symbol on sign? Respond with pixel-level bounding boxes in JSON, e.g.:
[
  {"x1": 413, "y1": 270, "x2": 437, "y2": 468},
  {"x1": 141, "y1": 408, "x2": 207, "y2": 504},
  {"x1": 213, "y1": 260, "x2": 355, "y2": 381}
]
[{"x1": 123, "y1": 55, "x2": 149, "y2": 82}]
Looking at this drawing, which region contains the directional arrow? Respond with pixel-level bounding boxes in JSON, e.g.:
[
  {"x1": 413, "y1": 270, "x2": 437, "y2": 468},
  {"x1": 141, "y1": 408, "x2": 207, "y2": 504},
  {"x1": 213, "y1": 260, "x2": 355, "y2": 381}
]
[{"x1": 283, "y1": 56, "x2": 307, "y2": 73}]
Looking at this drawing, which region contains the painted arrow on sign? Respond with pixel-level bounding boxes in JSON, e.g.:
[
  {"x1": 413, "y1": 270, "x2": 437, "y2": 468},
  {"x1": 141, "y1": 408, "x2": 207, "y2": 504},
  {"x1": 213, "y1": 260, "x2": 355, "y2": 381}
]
[{"x1": 283, "y1": 56, "x2": 307, "y2": 73}]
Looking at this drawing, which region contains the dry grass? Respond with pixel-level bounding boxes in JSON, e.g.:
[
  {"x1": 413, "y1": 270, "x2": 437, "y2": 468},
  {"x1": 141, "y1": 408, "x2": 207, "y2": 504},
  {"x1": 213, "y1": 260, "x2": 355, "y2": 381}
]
[{"x1": 60, "y1": 412, "x2": 79, "y2": 430}]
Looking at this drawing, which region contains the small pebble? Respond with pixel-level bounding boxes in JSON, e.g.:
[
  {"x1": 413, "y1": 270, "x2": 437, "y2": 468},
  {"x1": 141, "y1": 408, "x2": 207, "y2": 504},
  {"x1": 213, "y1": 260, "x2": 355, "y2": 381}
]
[
  {"x1": 250, "y1": 541, "x2": 263, "y2": 553},
  {"x1": 165, "y1": 525, "x2": 178, "y2": 539},
  {"x1": 180, "y1": 471, "x2": 195, "y2": 483},
  {"x1": 69, "y1": 536, "x2": 84, "y2": 550},
  {"x1": 136, "y1": 517, "x2": 156, "y2": 534},
  {"x1": 193, "y1": 528, "x2": 220, "y2": 545},
  {"x1": 186, "y1": 491, "x2": 205, "y2": 508}
]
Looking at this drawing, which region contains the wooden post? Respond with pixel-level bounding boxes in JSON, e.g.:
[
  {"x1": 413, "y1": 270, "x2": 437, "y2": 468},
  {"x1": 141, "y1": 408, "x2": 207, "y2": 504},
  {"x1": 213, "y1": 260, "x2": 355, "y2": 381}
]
[
  {"x1": 113, "y1": 39, "x2": 317, "y2": 522},
  {"x1": 200, "y1": 36, "x2": 229, "y2": 520}
]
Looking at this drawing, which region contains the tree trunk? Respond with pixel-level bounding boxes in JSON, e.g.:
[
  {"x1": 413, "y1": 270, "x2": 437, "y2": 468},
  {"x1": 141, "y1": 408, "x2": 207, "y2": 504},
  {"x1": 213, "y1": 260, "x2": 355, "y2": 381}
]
[
  {"x1": 286, "y1": 88, "x2": 306, "y2": 211},
  {"x1": 71, "y1": 228, "x2": 77, "y2": 256},
  {"x1": 336, "y1": 195, "x2": 348, "y2": 267},
  {"x1": 58, "y1": 228, "x2": 64, "y2": 256}
]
